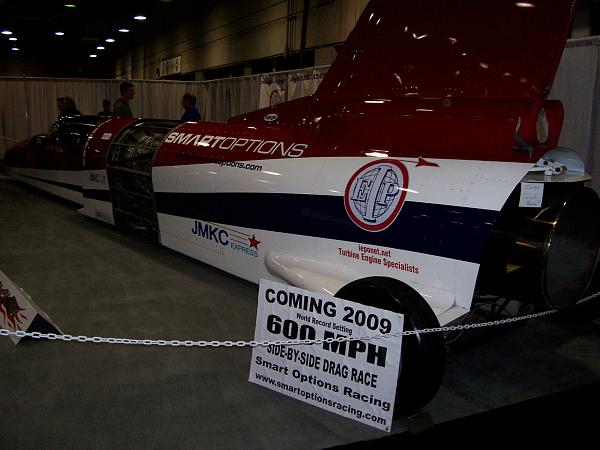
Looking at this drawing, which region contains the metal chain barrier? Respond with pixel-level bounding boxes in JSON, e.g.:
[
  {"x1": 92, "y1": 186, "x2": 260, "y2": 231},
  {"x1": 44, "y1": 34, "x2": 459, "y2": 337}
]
[{"x1": 1, "y1": 291, "x2": 598, "y2": 348}]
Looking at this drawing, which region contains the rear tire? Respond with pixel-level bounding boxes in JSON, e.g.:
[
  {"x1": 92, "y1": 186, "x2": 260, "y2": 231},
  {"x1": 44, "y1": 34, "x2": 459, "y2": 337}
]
[{"x1": 335, "y1": 277, "x2": 445, "y2": 415}]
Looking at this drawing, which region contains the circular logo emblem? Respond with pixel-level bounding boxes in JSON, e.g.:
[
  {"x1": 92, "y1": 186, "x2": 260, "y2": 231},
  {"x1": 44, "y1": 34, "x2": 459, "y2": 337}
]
[
  {"x1": 264, "y1": 113, "x2": 279, "y2": 123},
  {"x1": 344, "y1": 159, "x2": 409, "y2": 232}
]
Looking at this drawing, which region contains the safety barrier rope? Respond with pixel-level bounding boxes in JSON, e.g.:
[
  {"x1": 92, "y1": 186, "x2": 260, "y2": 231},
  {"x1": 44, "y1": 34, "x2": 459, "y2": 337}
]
[{"x1": 1, "y1": 291, "x2": 598, "y2": 348}]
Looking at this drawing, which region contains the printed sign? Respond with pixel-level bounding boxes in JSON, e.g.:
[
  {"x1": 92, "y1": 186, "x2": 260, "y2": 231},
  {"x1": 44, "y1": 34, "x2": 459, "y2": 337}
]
[
  {"x1": 258, "y1": 68, "x2": 328, "y2": 108},
  {"x1": 0, "y1": 270, "x2": 61, "y2": 344},
  {"x1": 249, "y1": 279, "x2": 403, "y2": 431},
  {"x1": 288, "y1": 68, "x2": 327, "y2": 100},
  {"x1": 159, "y1": 55, "x2": 182, "y2": 77},
  {"x1": 519, "y1": 182, "x2": 544, "y2": 208},
  {"x1": 259, "y1": 75, "x2": 287, "y2": 109}
]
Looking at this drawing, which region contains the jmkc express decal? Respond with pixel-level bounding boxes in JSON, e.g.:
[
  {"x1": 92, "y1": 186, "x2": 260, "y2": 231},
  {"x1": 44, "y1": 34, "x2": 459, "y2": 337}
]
[{"x1": 192, "y1": 220, "x2": 261, "y2": 257}]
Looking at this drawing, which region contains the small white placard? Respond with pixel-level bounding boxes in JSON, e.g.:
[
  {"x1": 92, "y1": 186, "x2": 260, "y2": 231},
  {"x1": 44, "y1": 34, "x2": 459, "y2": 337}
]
[
  {"x1": 519, "y1": 182, "x2": 544, "y2": 208},
  {"x1": 249, "y1": 279, "x2": 403, "y2": 432},
  {"x1": 100, "y1": 133, "x2": 112, "y2": 140}
]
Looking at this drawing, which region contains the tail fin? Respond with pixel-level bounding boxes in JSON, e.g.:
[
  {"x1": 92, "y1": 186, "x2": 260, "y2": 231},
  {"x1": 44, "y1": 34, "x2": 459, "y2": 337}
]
[
  {"x1": 315, "y1": 0, "x2": 578, "y2": 103},
  {"x1": 230, "y1": 0, "x2": 578, "y2": 161}
]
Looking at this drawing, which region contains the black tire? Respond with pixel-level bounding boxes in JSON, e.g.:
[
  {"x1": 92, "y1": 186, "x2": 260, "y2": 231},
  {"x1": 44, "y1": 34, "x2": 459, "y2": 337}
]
[{"x1": 335, "y1": 276, "x2": 445, "y2": 415}]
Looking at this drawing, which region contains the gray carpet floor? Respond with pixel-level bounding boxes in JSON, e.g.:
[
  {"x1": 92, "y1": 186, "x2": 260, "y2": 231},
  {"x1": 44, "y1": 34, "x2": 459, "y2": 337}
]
[{"x1": 1, "y1": 177, "x2": 599, "y2": 449}]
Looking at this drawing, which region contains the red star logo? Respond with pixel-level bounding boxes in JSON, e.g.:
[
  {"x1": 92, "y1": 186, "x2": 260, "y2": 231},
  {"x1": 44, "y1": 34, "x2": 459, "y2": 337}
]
[{"x1": 248, "y1": 234, "x2": 261, "y2": 249}]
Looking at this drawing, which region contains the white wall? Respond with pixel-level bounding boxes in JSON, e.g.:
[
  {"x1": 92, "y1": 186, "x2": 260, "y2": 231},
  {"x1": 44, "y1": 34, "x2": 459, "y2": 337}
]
[{"x1": 112, "y1": 0, "x2": 368, "y2": 79}]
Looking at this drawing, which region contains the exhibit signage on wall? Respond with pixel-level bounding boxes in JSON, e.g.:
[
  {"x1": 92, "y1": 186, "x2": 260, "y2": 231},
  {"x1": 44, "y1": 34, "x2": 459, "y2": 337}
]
[
  {"x1": 259, "y1": 68, "x2": 329, "y2": 109},
  {"x1": 159, "y1": 55, "x2": 182, "y2": 78},
  {"x1": 249, "y1": 279, "x2": 403, "y2": 431},
  {"x1": 259, "y1": 74, "x2": 287, "y2": 109},
  {"x1": 287, "y1": 68, "x2": 328, "y2": 99}
]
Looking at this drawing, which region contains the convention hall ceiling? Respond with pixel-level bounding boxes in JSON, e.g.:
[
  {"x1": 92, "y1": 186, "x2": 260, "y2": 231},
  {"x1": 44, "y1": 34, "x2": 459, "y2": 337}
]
[{"x1": 0, "y1": 0, "x2": 201, "y2": 76}]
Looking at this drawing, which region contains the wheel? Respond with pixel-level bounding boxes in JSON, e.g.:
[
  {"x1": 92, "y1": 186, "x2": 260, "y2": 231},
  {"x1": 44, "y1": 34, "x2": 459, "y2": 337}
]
[{"x1": 335, "y1": 277, "x2": 445, "y2": 415}]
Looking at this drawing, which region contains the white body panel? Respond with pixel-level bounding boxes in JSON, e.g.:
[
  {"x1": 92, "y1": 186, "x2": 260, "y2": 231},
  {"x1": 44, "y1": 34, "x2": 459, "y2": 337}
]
[
  {"x1": 153, "y1": 156, "x2": 535, "y2": 323},
  {"x1": 79, "y1": 169, "x2": 114, "y2": 225},
  {"x1": 153, "y1": 157, "x2": 532, "y2": 212},
  {"x1": 158, "y1": 213, "x2": 480, "y2": 325},
  {"x1": 9, "y1": 167, "x2": 83, "y2": 205}
]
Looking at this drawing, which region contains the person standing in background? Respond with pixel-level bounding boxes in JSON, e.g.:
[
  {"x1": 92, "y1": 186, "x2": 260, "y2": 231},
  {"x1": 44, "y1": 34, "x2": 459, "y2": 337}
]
[
  {"x1": 56, "y1": 96, "x2": 81, "y2": 117},
  {"x1": 180, "y1": 93, "x2": 201, "y2": 122},
  {"x1": 98, "y1": 99, "x2": 113, "y2": 117},
  {"x1": 113, "y1": 82, "x2": 135, "y2": 117}
]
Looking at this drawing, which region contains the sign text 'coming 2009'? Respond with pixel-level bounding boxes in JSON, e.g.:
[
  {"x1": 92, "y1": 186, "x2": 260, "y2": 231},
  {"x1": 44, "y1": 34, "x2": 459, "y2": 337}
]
[{"x1": 249, "y1": 279, "x2": 403, "y2": 431}]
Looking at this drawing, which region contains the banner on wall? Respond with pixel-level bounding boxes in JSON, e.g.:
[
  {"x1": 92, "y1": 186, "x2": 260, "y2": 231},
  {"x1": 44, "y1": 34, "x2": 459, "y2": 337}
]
[
  {"x1": 259, "y1": 74, "x2": 287, "y2": 109},
  {"x1": 287, "y1": 68, "x2": 328, "y2": 100},
  {"x1": 160, "y1": 55, "x2": 182, "y2": 78},
  {"x1": 249, "y1": 279, "x2": 403, "y2": 432},
  {"x1": 259, "y1": 68, "x2": 328, "y2": 108}
]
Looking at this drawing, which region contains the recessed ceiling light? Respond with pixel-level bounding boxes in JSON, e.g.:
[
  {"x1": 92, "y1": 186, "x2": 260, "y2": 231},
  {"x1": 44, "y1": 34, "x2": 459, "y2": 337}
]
[
  {"x1": 134, "y1": 15, "x2": 147, "y2": 21},
  {"x1": 118, "y1": 28, "x2": 129, "y2": 33},
  {"x1": 11, "y1": 47, "x2": 19, "y2": 51},
  {"x1": 9, "y1": 37, "x2": 17, "y2": 41},
  {"x1": 89, "y1": 54, "x2": 97, "y2": 58},
  {"x1": 96, "y1": 46, "x2": 105, "y2": 50},
  {"x1": 64, "y1": 3, "x2": 76, "y2": 7},
  {"x1": 105, "y1": 38, "x2": 115, "y2": 43},
  {"x1": 1, "y1": 30, "x2": 12, "y2": 35},
  {"x1": 515, "y1": 2, "x2": 535, "y2": 7},
  {"x1": 54, "y1": 31, "x2": 65, "y2": 36}
]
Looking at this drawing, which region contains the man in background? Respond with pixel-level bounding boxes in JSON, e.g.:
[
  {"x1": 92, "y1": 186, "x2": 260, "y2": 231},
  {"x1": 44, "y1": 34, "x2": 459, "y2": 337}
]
[
  {"x1": 98, "y1": 99, "x2": 113, "y2": 117},
  {"x1": 181, "y1": 93, "x2": 201, "y2": 122},
  {"x1": 114, "y1": 82, "x2": 135, "y2": 117},
  {"x1": 56, "y1": 96, "x2": 81, "y2": 117}
]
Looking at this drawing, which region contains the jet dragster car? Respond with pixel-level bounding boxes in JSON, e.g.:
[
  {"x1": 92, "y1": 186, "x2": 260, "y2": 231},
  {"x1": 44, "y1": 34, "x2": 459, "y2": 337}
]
[{"x1": 5, "y1": 0, "x2": 599, "y2": 414}]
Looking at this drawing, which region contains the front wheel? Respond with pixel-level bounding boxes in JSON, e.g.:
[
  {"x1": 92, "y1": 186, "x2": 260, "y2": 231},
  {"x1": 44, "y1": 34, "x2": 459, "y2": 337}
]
[{"x1": 335, "y1": 277, "x2": 445, "y2": 415}]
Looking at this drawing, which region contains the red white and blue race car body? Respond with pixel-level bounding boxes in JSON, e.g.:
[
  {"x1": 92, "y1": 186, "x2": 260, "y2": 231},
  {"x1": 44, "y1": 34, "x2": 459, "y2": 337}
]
[{"x1": 5, "y1": 0, "x2": 598, "y2": 413}]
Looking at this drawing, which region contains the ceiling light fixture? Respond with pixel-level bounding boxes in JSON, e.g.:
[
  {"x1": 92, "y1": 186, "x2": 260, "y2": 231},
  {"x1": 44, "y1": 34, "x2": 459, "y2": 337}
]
[
  {"x1": 64, "y1": 3, "x2": 76, "y2": 7},
  {"x1": 11, "y1": 47, "x2": 19, "y2": 51},
  {"x1": 54, "y1": 31, "x2": 65, "y2": 36},
  {"x1": 9, "y1": 37, "x2": 17, "y2": 41},
  {"x1": 134, "y1": 15, "x2": 147, "y2": 21},
  {"x1": 1, "y1": 30, "x2": 13, "y2": 35},
  {"x1": 118, "y1": 28, "x2": 129, "y2": 33},
  {"x1": 89, "y1": 54, "x2": 97, "y2": 58},
  {"x1": 105, "y1": 38, "x2": 115, "y2": 43},
  {"x1": 515, "y1": 2, "x2": 535, "y2": 7},
  {"x1": 96, "y1": 46, "x2": 105, "y2": 50}
]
